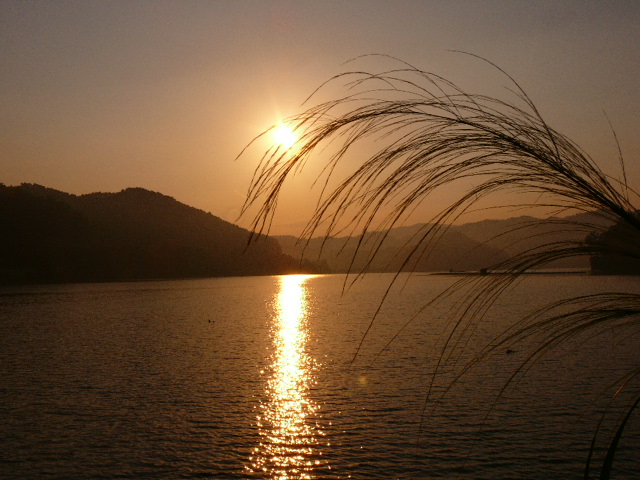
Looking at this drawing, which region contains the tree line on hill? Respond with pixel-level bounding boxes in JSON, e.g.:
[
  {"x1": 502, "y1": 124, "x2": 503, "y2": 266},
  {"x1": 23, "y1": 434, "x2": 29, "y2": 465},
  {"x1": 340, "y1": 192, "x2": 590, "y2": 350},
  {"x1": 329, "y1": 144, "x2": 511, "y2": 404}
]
[
  {"x1": 0, "y1": 183, "x2": 317, "y2": 284},
  {"x1": 1, "y1": 183, "x2": 636, "y2": 285}
]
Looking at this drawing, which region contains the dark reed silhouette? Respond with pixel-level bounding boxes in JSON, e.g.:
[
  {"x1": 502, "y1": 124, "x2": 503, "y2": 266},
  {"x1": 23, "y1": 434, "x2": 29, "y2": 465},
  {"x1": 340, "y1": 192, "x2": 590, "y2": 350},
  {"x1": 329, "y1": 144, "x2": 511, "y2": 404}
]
[{"x1": 239, "y1": 55, "x2": 640, "y2": 478}]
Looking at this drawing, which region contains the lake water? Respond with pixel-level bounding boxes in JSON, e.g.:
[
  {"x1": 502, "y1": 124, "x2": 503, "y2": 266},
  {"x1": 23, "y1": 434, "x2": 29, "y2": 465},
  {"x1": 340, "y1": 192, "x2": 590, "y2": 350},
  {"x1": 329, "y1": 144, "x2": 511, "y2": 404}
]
[{"x1": 0, "y1": 273, "x2": 638, "y2": 479}]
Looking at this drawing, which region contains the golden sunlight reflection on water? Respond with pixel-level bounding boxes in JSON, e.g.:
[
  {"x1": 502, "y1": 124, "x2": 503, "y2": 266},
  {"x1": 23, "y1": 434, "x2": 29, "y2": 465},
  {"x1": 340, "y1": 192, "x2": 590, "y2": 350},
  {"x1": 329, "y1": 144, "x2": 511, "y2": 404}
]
[{"x1": 248, "y1": 275, "x2": 326, "y2": 479}]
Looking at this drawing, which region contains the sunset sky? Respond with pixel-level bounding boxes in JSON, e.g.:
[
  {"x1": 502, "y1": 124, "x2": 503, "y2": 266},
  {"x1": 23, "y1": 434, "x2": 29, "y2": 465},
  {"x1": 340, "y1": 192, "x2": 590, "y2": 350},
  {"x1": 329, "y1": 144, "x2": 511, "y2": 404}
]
[{"x1": 2, "y1": 1, "x2": 639, "y2": 235}]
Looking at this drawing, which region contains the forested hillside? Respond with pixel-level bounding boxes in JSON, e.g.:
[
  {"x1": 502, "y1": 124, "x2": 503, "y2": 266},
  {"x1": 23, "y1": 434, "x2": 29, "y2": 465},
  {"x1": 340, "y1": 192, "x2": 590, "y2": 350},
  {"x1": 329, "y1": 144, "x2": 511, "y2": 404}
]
[
  {"x1": 0, "y1": 184, "x2": 312, "y2": 284},
  {"x1": 2, "y1": 183, "x2": 622, "y2": 283}
]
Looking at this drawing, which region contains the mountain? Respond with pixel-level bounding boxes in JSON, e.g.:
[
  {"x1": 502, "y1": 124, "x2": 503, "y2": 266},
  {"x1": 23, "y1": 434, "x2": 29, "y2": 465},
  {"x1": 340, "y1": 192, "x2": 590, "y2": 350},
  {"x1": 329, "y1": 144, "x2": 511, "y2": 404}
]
[
  {"x1": 449, "y1": 212, "x2": 613, "y2": 269},
  {"x1": 0, "y1": 183, "x2": 315, "y2": 284},
  {"x1": 276, "y1": 225, "x2": 509, "y2": 274},
  {"x1": 275, "y1": 212, "x2": 612, "y2": 274},
  {"x1": 587, "y1": 213, "x2": 640, "y2": 275},
  {"x1": 2, "y1": 183, "x2": 614, "y2": 283}
]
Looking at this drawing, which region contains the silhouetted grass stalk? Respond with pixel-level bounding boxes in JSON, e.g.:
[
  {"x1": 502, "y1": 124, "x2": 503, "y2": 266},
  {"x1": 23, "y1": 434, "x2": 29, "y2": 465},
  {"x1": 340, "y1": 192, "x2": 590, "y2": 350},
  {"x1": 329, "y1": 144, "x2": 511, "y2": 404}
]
[{"x1": 239, "y1": 55, "x2": 639, "y2": 478}]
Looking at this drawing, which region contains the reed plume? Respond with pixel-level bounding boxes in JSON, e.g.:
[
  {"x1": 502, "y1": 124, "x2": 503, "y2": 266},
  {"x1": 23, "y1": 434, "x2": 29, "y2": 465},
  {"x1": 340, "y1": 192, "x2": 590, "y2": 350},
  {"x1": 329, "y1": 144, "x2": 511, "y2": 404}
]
[{"x1": 239, "y1": 55, "x2": 640, "y2": 478}]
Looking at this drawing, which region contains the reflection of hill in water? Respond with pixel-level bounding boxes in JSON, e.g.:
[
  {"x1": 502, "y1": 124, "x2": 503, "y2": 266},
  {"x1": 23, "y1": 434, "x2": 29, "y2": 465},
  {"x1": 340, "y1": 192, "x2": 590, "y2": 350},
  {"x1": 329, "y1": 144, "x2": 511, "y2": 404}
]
[
  {"x1": 276, "y1": 212, "x2": 612, "y2": 274},
  {"x1": 0, "y1": 183, "x2": 308, "y2": 284}
]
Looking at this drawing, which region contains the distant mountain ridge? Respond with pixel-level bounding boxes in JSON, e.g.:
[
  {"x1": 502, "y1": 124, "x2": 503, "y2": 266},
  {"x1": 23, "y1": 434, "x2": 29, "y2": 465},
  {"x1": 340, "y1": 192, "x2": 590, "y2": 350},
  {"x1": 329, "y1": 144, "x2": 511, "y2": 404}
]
[
  {"x1": 0, "y1": 183, "x2": 313, "y2": 284},
  {"x1": 1, "y1": 183, "x2": 616, "y2": 284},
  {"x1": 276, "y1": 211, "x2": 611, "y2": 274}
]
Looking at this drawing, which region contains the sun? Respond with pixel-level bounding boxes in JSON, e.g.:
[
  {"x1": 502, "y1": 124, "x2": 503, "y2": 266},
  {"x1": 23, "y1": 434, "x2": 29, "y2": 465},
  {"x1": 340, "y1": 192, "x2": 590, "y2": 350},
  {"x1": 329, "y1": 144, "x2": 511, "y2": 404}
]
[{"x1": 273, "y1": 123, "x2": 297, "y2": 150}]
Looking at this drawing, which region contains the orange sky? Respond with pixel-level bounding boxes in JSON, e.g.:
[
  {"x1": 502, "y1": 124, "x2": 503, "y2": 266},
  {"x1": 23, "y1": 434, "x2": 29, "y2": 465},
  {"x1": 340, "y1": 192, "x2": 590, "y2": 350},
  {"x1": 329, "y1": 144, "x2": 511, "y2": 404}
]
[{"x1": 2, "y1": 1, "x2": 639, "y2": 235}]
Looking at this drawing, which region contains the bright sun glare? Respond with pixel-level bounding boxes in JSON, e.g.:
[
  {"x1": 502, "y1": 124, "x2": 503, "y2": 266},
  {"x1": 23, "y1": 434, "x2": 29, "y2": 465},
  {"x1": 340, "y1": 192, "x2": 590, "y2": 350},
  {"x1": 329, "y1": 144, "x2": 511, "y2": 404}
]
[
  {"x1": 248, "y1": 274, "x2": 321, "y2": 477},
  {"x1": 273, "y1": 124, "x2": 297, "y2": 149}
]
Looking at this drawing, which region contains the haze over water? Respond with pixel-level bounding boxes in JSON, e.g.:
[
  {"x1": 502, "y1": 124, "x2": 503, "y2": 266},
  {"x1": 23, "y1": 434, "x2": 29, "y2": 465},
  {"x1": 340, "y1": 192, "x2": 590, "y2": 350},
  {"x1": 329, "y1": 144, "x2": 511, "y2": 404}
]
[{"x1": 1, "y1": 273, "x2": 638, "y2": 479}]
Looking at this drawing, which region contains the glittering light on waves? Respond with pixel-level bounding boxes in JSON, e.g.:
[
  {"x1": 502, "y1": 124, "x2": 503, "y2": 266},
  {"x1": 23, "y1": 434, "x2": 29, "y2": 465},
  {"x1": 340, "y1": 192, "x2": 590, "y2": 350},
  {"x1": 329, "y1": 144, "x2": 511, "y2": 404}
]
[{"x1": 248, "y1": 275, "x2": 326, "y2": 479}]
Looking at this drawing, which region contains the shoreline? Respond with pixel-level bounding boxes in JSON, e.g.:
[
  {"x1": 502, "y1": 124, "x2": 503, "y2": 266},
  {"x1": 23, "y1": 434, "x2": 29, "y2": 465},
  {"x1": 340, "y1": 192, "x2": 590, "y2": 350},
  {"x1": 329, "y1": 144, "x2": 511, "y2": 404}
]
[{"x1": 427, "y1": 269, "x2": 590, "y2": 276}]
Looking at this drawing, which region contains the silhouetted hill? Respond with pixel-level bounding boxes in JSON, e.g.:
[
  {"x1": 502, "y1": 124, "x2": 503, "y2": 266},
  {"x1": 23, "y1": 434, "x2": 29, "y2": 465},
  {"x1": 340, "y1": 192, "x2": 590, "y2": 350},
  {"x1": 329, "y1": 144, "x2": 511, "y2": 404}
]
[
  {"x1": 276, "y1": 212, "x2": 613, "y2": 273},
  {"x1": 449, "y1": 212, "x2": 613, "y2": 269},
  {"x1": 587, "y1": 213, "x2": 640, "y2": 275},
  {"x1": 276, "y1": 226, "x2": 509, "y2": 274},
  {"x1": 0, "y1": 183, "x2": 314, "y2": 284}
]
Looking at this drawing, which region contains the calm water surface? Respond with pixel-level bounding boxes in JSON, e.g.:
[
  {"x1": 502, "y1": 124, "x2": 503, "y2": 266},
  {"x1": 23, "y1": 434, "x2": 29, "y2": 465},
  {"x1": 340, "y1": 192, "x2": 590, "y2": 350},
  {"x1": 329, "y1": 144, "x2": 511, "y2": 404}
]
[{"x1": 0, "y1": 273, "x2": 638, "y2": 479}]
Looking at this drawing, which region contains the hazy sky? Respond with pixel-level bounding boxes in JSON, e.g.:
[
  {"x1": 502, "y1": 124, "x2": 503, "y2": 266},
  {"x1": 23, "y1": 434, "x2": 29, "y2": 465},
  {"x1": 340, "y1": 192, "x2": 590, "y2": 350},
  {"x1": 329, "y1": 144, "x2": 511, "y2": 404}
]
[{"x1": 2, "y1": 1, "x2": 639, "y2": 234}]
